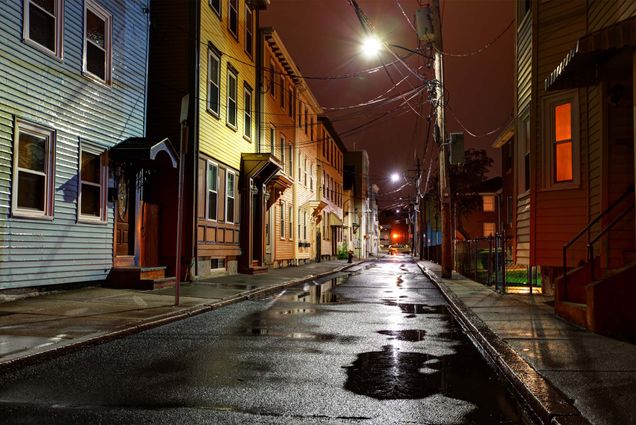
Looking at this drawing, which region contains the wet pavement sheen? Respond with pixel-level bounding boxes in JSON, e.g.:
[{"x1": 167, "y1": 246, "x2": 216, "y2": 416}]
[{"x1": 0, "y1": 257, "x2": 524, "y2": 424}]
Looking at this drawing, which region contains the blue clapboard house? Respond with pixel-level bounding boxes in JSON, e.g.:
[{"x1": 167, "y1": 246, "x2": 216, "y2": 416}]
[{"x1": 0, "y1": 0, "x2": 176, "y2": 290}]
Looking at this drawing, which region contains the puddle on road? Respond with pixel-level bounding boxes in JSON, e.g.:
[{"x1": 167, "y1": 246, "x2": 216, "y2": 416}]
[
  {"x1": 383, "y1": 301, "x2": 448, "y2": 315},
  {"x1": 378, "y1": 330, "x2": 426, "y2": 342}
]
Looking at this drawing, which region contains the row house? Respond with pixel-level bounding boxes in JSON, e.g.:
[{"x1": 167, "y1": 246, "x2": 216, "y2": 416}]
[
  {"x1": 344, "y1": 150, "x2": 370, "y2": 258},
  {"x1": 317, "y1": 117, "x2": 345, "y2": 260},
  {"x1": 0, "y1": 0, "x2": 160, "y2": 290},
  {"x1": 510, "y1": 0, "x2": 635, "y2": 337}
]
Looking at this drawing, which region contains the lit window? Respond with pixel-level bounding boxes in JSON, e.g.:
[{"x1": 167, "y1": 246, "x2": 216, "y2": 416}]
[
  {"x1": 24, "y1": 0, "x2": 63, "y2": 58},
  {"x1": 207, "y1": 161, "x2": 218, "y2": 220},
  {"x1": 244, "y1": 5, "x2": 253, "y2": 56},
  {"x1": 209, "y1": 0, "x2": 221, "y2": 17},
  {"x1": 228, "y1": 0, "x2": 238, "y2": 37},
  {"x1": 483, "y1": 222, "x2": 495, "y2": 237},
  {"x1": 243, "y1": 84, "x2": 252, "y2": 140},
  {"x1": 79, "y1": 145, "x2": 107, "y2": 222},
  {"x1": 226, "y1": 67, "x2": 237, "y2": 128},
  {"x1": 226, "y1": 170, "x2": 235, "y2": 223},
  {"x1": 83, "y1": 0, "x2": 112, "y2": 84},
  {"x1": 12, "y1": 120, "x2": 55, "y2": 218},
  {"x1": 482, "y1": 195, "x2": 495, "y2": 212},
  {"x1": 554, "y1": 102, "x2": 573, "y2": 182},
  {"x1": 207, "y1": 49, "x2": 220, "y2": 116}
]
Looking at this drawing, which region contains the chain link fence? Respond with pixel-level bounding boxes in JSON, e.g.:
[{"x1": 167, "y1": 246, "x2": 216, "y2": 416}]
[{"x1": 454, "y1": 234, "x2": 541, "y2": 293}]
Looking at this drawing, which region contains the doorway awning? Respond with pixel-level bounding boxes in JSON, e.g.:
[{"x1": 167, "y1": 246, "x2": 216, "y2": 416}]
[
  {"x1": 109, "y1": 137, "x2": 178, "y2": 168},
  {"x1": 241, "y1": 153, "x2": 282, "y2": 186},
  {"x1": 545, "y1": 16, "x2": 636, "y2": 91},
  {"x1": 266, "y1": 173, "x2": 293, "y2": 209},
  {"x1": 328, "y1": 212, "x2": 343, "y2": 227},
  {"x1": 307, "y1": 200, "x2": 328, "y2": 217}
]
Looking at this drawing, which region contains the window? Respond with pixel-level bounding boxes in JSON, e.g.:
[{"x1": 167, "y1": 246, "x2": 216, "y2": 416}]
[
  {"x1": 289, "y1": 205, "x2": 293, "y2": 240},
  {"x1": 269, "y1": 59, "x2": 276, "y2": 97},
  {"x1": 226, "y1": 67, "x2": 238, "y2": 128},
  {"x1": 298, "y1": 208, "x2": 301, "y2": 242},
  {"x1": 280, "y1": 76, "x2": 285, "y2": 109},
  {"x1": 543, "y1": 92, "x2": 579, "y2": 188},
  {"x1": 288, "y1": 88, "x2": 294, "y2": 118},
  {"x1": 210, "y1": 0, "x2": 221, "y2": 17},
  {"x1": 280, "y1": 202, "x2": 285, "y2": 239},
  {"x1": 78, "y1": 144, "x2": 106, "y2": 222},
  {"x1": 207, "y1": 161, "x2": 218, "y2": 220},
  {"x1": 280, "y1": 134, "x2": 286, "y2": 173},
  {"x1": 83, "y1": 0, "x2": 112, "y2": 83},
  {"x1": 243, "y1": 84, "x2": 252, "y2": 140},
  {"x1": 310, "y1": 117, "x2": 314, "y2": 141},
  {"x1": 309, "y1": 163, "x2": 314, "y2": 190},
  {"x1": 304, "y1": 157, "x2": 307, "y2": 185},
  {"x1": 288, "y1": 143, "x2": 293, "y2": 178},
  {"x1": 226, "y1": 170, "x2": 235, "y2": 223},
  {"x1": 297, "y1": 99, "x2": 302, "y2": 128},
  {"x1": 24, "y1": 0, "x2": 63, "y2": 58},
  {"x1": 207, "y1": 49, "x2": 221, "y2": 116},
  {"x1": 211, "y1": 258, "x2": 225, "y2": 269},
  {"x1": 303, "y1": 211, "x2": 307, "y2": 240},
  {"x1": 554, "y1": 102, "x2": 573, "y2": 182},
  {"x1": 483, "y1": 222, "x2": 496, "y2": 237},
  {"x1": 244, "y1": 5, "x2": 253, "y2": 56},
  {"x1": 12, "y1": 120, "x2": 55, "y2": 218},
  {"x1": 304, "y1": 108, "x2": 308, "y2": 134},
  {"x1": 269, "y1": 125, "x2": 275, "y2": 155},
  {"x1": 228, "y1": 0, "x2": 238, "y2": 37},
  {"x1": 482, "y1": 195, "x2": 495, "y2": 212},
  {"x1": 298, "y1": 153, "x2": 302, "y2": 184}
]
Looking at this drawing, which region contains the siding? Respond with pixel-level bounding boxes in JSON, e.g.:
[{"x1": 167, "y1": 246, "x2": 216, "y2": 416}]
[
  {"x1": 516, "y1": 12, "x2": 532, "y2": 113},
  {"x1": 515, "y1": 193, "x2": 530, "y2": 264},
  {"x1": 588, "y1": 0, "x2": 636, "y2": 32},
  {"x1": 0, "y1": 0, "x2": 148, "y2": 288},
  {"x1": 534, "y1": 0, "x2": 588, "y2": 267}
]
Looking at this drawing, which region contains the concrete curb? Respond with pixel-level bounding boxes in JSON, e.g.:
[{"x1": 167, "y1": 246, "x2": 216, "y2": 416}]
[
  {"x1": 0, "y1": 262, "x2": 362, "y2": 373},
  {"x1": 416, "y1": 262, "x2": 591, "y2": 425}
]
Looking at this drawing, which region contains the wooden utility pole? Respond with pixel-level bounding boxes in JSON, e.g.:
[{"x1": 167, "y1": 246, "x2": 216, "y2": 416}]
[{"x1": 430, "y1": 0, "x2": 453, "y2": 278}]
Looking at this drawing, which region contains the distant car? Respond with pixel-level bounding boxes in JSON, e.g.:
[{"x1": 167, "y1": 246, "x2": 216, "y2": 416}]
[{"x1": 389, "y1": 244, "x2": 410, "y2": 255}]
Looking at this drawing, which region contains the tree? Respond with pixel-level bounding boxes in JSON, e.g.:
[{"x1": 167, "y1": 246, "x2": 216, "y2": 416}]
[{"x1": 430, "y1": 148, "x2": 493, "y2": 239}]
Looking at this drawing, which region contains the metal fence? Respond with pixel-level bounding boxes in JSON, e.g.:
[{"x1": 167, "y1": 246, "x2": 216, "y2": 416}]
[{"x1": 454, "y1": 234, "x2": 541, "y2": 293}]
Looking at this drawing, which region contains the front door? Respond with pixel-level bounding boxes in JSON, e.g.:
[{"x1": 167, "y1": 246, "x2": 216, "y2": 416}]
[{"x1": 114, "y1": 174, "x2": 136, "y2": 266}]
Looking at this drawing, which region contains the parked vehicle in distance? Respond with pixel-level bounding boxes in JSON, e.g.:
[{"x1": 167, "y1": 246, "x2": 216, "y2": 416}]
[{"x1": 389, "y1": 244, "x2": 410, "y2": 255}]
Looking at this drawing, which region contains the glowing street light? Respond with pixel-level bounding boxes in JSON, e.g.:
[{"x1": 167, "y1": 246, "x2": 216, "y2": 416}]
[
  {"x1": 361, "y1": 34, "x2": 383, "y2": 58},
  {"x1": 390, "y1": 172, "x2": 400, "y2": 183}
]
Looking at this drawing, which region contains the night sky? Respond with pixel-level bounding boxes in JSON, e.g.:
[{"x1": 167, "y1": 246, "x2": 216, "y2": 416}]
[{"x1": 262, "y1": 0, "x2": 514, "y2": 207}]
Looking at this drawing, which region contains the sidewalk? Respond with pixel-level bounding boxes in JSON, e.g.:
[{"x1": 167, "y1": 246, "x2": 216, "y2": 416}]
[
  {"x1": 0, "y1": 259, "x2": 362, "y2": 371},
  {"x1": 418, "y1": 260, "x2": 636, "y2": 425}
]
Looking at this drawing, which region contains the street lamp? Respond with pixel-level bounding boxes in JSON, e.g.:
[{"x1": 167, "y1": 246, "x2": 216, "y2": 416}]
[
  {"x1": 390, "y1": 172, "x2": 400, "y2": 183},
  {"x1": 361, "y1": 34, "x2": 382, "y2": 58}
]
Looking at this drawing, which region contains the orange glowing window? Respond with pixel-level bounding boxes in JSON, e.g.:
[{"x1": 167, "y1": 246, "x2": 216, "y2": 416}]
[{"x1": 554, "y1": 102, "x2": 573, "y2": 182}]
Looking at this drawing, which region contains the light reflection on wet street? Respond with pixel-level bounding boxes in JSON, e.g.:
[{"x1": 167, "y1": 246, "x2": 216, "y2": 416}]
[{"x1": 0, "y1": 257, "x2": 524, "y2": 424}]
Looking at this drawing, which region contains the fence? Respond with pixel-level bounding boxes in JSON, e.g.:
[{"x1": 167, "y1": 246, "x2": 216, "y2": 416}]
[{"x1": 454, "y1": 234, "x2": 541, "y2": 293}]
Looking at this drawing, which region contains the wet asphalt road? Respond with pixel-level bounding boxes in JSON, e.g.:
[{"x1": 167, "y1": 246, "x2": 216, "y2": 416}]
[{"x1": 0, "y1": 257, "x2": 524, "y2": 424}]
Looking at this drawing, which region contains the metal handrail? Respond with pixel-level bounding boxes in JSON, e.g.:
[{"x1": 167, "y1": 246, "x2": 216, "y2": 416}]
[{"x1": 562, "y1": 185, "x2": 634, "y2": 298}]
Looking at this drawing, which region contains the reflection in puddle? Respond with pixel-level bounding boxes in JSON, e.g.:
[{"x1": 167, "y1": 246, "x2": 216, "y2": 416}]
[
  {"x1": 378, "y1": 329, "x2": 426, "y2": 342},
  {"x1": 277, "y1": 275, "x2": 349, "y2": 305},
  {"x1": 383, "y1": 301, "x2": 447, "y2": 315},
  {"x1": 344, "y1": 343, "x2": 522, "y2": 423}
]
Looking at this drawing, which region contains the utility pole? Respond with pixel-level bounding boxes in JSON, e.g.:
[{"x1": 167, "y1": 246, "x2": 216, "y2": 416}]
[
  {"x1": 430, "y1": 0, "x2": 453, "y2": 278},
  {"x1": 415, "y1": 155, "x2": 421, "y2": 258}
]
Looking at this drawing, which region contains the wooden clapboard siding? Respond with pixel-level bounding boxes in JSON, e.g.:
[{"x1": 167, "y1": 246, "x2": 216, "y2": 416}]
[
  {"x1": 533, "y1": 0, "x2": 588, "y2": 267},
  {"x1": 588, "y1": 0, "x2": 636, "y2": 32},
  {"x1": 515, "y1": 193, "x2": 531, "y2": 264},
  {"x1": 0, "y1": 1, "x2": 148, "y2": 289},
  {"x1": 198, "y1": 0, "x2": 256, "y2": 172},
  {"x1": 516, "y1": 12, "x2": 532, "y2": 113}
]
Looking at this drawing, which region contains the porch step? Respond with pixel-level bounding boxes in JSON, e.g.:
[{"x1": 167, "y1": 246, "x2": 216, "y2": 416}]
[
  {"x1": 556, "y1": 301, "x2": 588, "y2": 329},
  {"x1": 106, "y1": 266, "x2": 169, "y2": 289},
  {"x1": 139, "y1": 276, "x2": 176, "y2": 290}
]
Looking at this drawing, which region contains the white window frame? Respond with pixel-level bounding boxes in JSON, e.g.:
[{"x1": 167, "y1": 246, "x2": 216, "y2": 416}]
[
  {"x1": 83, "y1": 0, "x2": 112, "y2": 85},
  {"x1": 226, "y1": 67, "x2": 238, "y2": 129},
  {"x1": 244, "y1": 4, "x2": 253, "y2": 57},
  {"x1": 23, "y1": 0, "x2": 64, "y2": 59},
  {"x1": 209, "y1": 0, "x2": 221, "y2": 17},
  {"x1": 225, "y1": 169, "x2": 235, "y2": 223},
  {"x1": 288, "y1": 204, "x2": 293, "y2": 240},
  {"x1": 310, "y1": 163, "x2": 314, "y2": 191},
  {"x1": 78, "y1": 142, "x2": 108, "y2": 223},
  {"x1": 206, "y1": 160, "x2": 219, "y2": 221},
  {"x1": 542, "y1": 90, "x2": 580, "y2": 190},
  {"x1": 12, "y1": 119, "x2": 56, "y2": 219},
  {"x1": 207, "y1": 49, "x2": 221, "y2": 117},
  {"x1": 280, "y1": 201, "x2": 286, "y2": 239},
  {"x1": 243, "y1": 83, "x2": 252, "y2": 140}
]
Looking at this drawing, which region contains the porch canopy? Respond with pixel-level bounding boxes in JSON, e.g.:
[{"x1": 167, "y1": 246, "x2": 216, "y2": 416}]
[
  {"x1": 240, "y1": 152, "x2": 281, "y2": 187},
  {"x1": 109, "y1": 137, "x2": 178, "y2": 168},
  {"x1": 546, "y1": 16, "x2": 636, "y2": 92}
]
